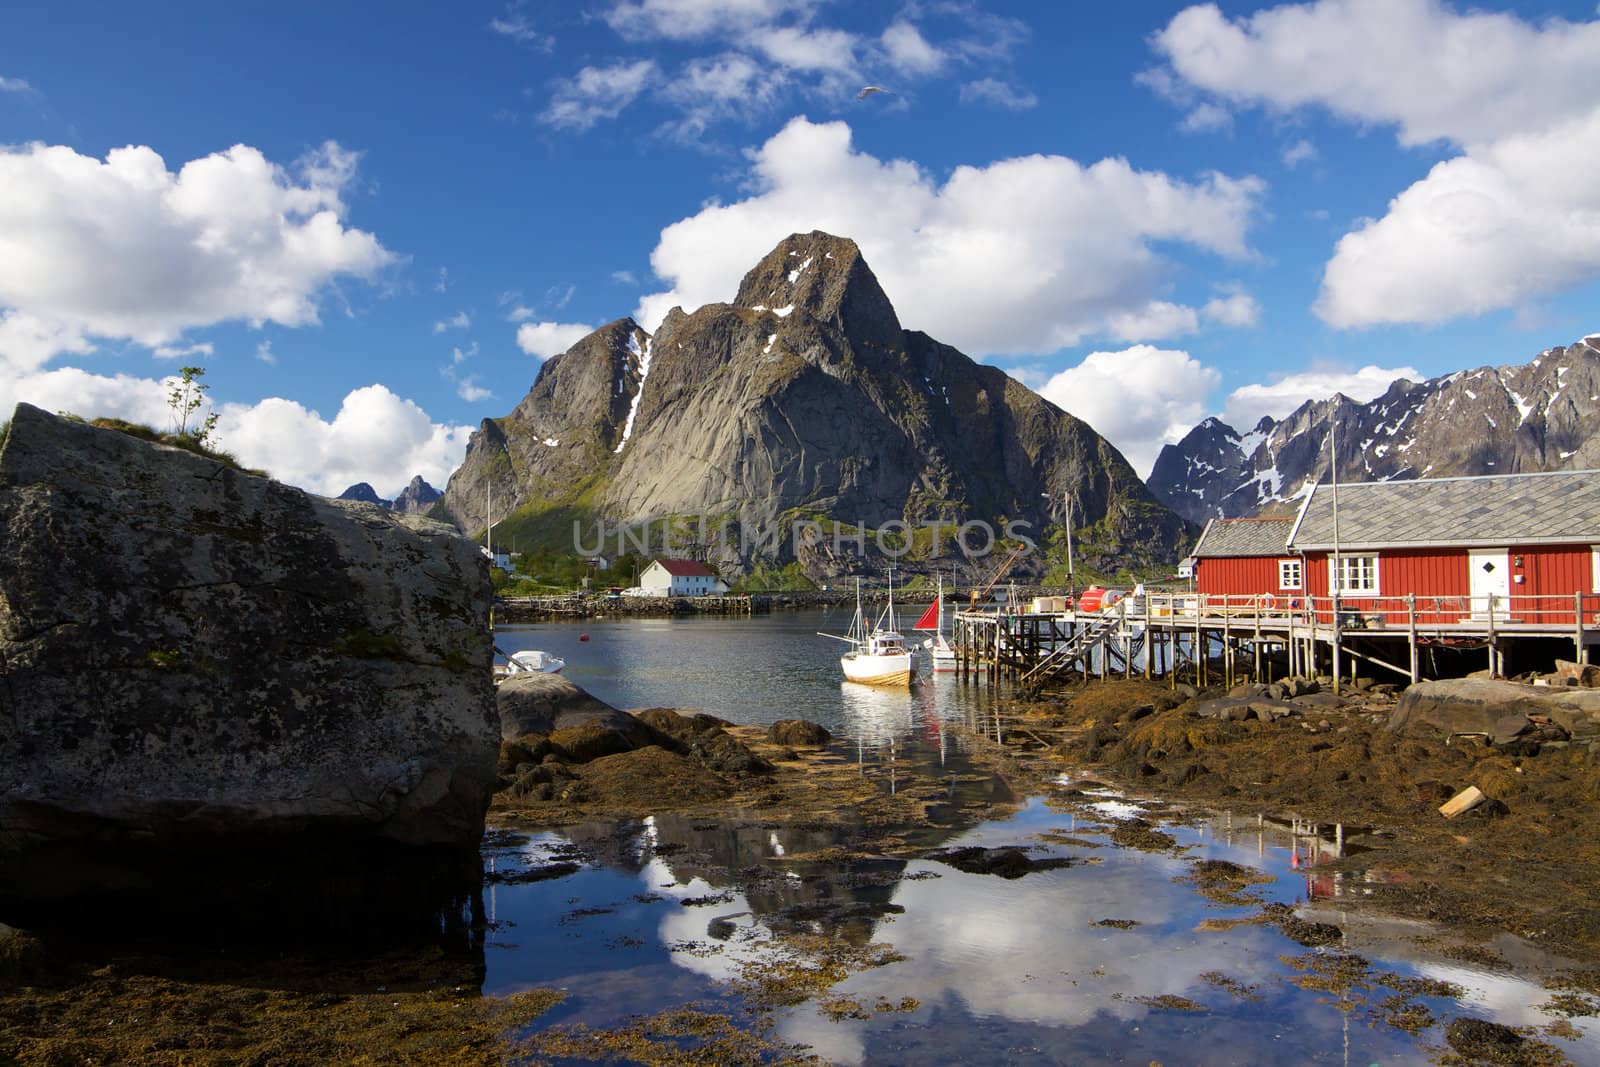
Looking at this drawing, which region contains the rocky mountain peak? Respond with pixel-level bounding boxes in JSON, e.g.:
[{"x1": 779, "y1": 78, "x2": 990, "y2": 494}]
[
  {"x1": 337, "y1": 482, "x2": 386, "y2": 506},
  {"x1": 1150, "y1": 334, "x2": 1600, "y2": 523},
  {"x1": 732, "y1": 231, "x2": 902, "y2": 352}
]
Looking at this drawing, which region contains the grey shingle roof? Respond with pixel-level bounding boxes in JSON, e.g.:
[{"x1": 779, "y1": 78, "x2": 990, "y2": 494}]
[
  {"x1": 1288, "y1": 470, "x2": 1600, "y2": 551},
  {"x1": 1192, "y1": 518, "x2": 1295, "y2": 558}
]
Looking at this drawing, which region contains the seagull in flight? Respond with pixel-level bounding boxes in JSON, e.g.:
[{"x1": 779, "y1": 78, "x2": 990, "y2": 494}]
[{"x1": 856, "y1": 85, "x2": 893, "y2": 100}]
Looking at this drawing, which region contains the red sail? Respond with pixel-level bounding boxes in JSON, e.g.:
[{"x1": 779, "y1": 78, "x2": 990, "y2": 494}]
[{"x1": 911, "y1": 600, "x2": 940, "y2": 630}]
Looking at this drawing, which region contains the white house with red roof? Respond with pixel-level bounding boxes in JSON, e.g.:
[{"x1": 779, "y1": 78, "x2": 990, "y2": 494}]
[{"x1": 638, "y1": 558, "x2": 730, "y2": 597}]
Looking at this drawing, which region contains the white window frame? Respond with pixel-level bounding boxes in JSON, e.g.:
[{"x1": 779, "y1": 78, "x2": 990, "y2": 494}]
[
  {"x1": 1329, "y1": 554, "x2": 1380, "y2": 595},
  {"x1": 1278, "y1": 559, "x2": 1302, "y2": 591}
]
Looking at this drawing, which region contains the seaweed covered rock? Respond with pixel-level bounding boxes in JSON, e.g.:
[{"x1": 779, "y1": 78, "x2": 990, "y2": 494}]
[
  {"x1": 498, "y1": 673, "x2": 631, "y2": 740},
  {"x1": 1390, "y1": 679, "x2": 1600, "y2": 743},
  {"x1": 767, "y1": 719, "x2": 832, "y2": 747},
  {"x1": 0, "y1": 404, "x2": 497, "y2": 907}
]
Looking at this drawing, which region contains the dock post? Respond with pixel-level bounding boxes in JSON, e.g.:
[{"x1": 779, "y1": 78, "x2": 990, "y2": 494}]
[
  {"x1": 1195, "y1": 596, "x2": 1206, "y2": 689},
  {"x1": 1576, "y1": 592, "x2": 1585, "y2": 666},
  {"x1": 1407, "y1": 594, "x2": 1419, "y2": 683}
]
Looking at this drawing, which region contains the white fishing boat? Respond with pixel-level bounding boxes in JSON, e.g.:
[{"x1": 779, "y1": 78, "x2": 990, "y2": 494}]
[
  {"x1": 821, "y1": 577, "x2": 915, "y2": 687},
  {"x1": 912, "y1": 574, "x2": 957, "y2": 672}
]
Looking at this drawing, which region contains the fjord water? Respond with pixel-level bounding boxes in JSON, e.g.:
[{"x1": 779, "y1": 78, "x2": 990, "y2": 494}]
[
  {"x1": 489, "y1": 612, "x2": 1600, "y2": 1064},
  {"x1": 495, "y1": 608, "x2": 1012, "y2": 743}
]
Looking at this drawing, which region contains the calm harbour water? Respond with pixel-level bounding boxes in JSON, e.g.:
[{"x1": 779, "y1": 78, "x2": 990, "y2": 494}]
[
  {"x1": 496, "y1": 607, "x2": 1010, "y2": 745},
  {"x1": 486, "y1": 612, "x2": 1599, "y2": 1065}
]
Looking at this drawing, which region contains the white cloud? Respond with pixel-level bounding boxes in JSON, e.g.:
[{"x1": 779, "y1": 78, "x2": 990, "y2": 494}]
[
  {"x1": 0, "y1": 141, "x2": 394, "y2": 375},
  {"x1": 1317, "y1": 107, "x2": 1600, "y2": 327},
  {"x1": 1038, "y1": 345, "x2": 1221, "y2": 477},
  {"x1": 1223, "y1": 362, "x2": 1419, "y2": 429},
  {"x1": 958, "y1": 78, "x2": 1037, "y2": 111},
  {"x1": 151, "y1": 341, "x2": 215, "y2": 361},
  {"x1": 506, "y1": 305, "x2": 535, "y2": 322},
  {"x1": 1180, "y1": 102, "x2": 1231, "y2": 133},
  {"x1": 215, "y1": 385, "x2": 473, "y2": 498},
  {"x1": 612, "y1": 269, "x2": 638, "y2": 285},
  {"x1": 488, "y1": 7, "x2": 551, "y2": 49},
  {"x1": 255, "y1": 339, "x2": 276, "y2": 364},
  {"x1": 742, "y1": 25, "x2": 858, "y2": 74},
  {"x1": 1106, "y1": 302, "x2": 1200, "y2": 343},
  {"x1": 516, "y1": 320, "x2": 597, "y2": 359},
  {"x1": 660, "y1": 52, "x2": 787, "y2": 138},
  {"x1": 1281, "y1": 138, "x2": 1317, "y2": 168},
  {"x1": 881, "y1": 20, "x2": 944, "y2": 76},
  {"x1": 1201, "y1": 289, "x2": 1260, "y2": 327},
  {"x1": 451, "y1": 341, "x2": 478, "y2": 366},
  {"x1": 541, "y1": 59, "x2": 659, "y2": 130},
  {"x1": 634, "y1": 117, "x2": 1263, "y2": 355},
  {"x1": 605, "y1": 0, "x2": 814, "y2": 41},
  {"x1": 1150, "y1": 0, "x2": 1600, "y2": 327},
  {"x1": 1152, "y1": 0, "x2": 1600, "y2": 147},
  {"x1": 436, "y1": 267, "x2": 450, "y2": 293},
  {"x1": 433, "y1": 310, "x2": 471, "y2": 333},
  {"x1": 0, "y1": 76, "x2": 33, "y2": 93},
  {"x1": 455, "y1": 378, "x2": 492, "y2": 403}
]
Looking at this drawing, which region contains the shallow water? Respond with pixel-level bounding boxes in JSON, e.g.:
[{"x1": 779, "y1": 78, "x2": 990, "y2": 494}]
[
  {"x1": 496, "y1": 609, "x2": 1012, "y2": 745},
  {"x1": 488, "y1": 614, "x2": 1599, "y2": 1064},
  {"x1": 482, "y1": 787, "x2": 1600, "y2": 1065}
]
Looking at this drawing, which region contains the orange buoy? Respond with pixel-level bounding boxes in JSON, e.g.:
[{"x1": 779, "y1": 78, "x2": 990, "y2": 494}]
[{"x1": 579, "y1": 633, "x2": 590, "y2": 642}]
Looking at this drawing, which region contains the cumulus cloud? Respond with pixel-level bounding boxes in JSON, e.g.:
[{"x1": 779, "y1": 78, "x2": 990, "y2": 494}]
[
  {"x1": 958, "y1": 78, "x2": 1036, "y2": 111},
  {"x1": 1223, "y1": 362, "x2": 1419, "y2": 430},
  {"x1": 215, "y1": 385, "x2": 473, "y2": 497},
  {"x1": 1106, "y1": 302, "x2": 1199, "y2": 343},
  {"x1": 516, "y1": 320, "x2": 597, "y2": 359},
  {"x1": 1151, "y1": 0, "x2": 1600, "y2": 147},
  {"x1": 541, "y1": 59, "x2": 658, "y2": 130},
  {"x1": 1148, "y1": 0, "x2": 1600, "y2": 327},
  {"x1": 1038, "y1": 345, "x2": 1221, "y2": 477},
  {"x1": 634, "y1": 117, "x2": 1263, "y2": 355},
  {"x1": 0, "y1": 141, "x2": 394, "y2": 374},
  {"x1": 1201, "y1": 289, "x2": 1260, "y2": 327},
  {"x1": 1317, "y1": 108, "x2": 1600, "y2": 327},
  {"x1": 881, "y1": 20, "x2": 945, "y2": 76}
]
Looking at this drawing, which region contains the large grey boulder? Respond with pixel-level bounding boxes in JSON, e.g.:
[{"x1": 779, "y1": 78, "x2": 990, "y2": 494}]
[
  {"x1": 0, "y1": 405, "x2": 497, "y2": 902},
  {"x1": 1390, "y1": 679, "x2": 1600, "y2": 742}
]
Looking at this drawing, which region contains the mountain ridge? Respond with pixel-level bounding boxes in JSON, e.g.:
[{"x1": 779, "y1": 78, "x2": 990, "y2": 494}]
[
  {"x1": 439, "y1": 231, "x2": 1193, "y2": 580},
  {"x1": 1148, "y1": 334, "x2": 1600, "y2": 524}
]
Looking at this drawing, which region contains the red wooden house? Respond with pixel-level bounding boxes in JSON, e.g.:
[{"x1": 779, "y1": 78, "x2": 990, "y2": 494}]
[
  {"x1": 1190, "y1": 517, "x2": 1301, "y2": 603},
  {"x1": 1284, "y1": 470, "x2": 1600, "y2": 625}
]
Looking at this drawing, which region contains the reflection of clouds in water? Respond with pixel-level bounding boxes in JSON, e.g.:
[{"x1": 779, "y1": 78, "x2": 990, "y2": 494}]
[{"x1": 771, "y1": 833, "x2": 1298, "y2": 1063}]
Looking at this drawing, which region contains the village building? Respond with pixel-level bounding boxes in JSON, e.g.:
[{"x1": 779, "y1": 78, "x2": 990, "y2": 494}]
[
  {"x1": 1189, "y1": 517, "x2": 1300, "y2": 603},
  {"x1": 638, "y1": 558, "x2": 730, "y2": 597},
  {"x1": 1191, "y1": 470, "x2": 1600, "y2": 627}
]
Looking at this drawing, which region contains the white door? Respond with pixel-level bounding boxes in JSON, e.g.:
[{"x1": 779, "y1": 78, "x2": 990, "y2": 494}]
[{"x1": 1468, "y1": 548, "x2": 1510, "y2": 618}]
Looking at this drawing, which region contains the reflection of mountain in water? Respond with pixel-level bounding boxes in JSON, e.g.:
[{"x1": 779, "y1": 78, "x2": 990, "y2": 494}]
[{"x1": 557, "y1": 814, "x2": 912, "y2": 946}]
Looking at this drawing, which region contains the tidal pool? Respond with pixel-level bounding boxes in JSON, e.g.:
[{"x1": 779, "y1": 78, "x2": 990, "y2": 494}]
[{"x1": 481, "y1": 787, "x2": 1600, "y2": 1065}]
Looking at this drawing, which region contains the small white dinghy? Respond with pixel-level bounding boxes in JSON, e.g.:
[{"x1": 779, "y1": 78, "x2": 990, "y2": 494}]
[{"x1": 494, "y1": 648, "x2": 566, "y2": 682}]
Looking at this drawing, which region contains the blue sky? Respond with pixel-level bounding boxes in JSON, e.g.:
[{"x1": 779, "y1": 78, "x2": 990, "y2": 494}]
[{"x1": 3, "y1": 0, "x2": 1599, "y2": 495}]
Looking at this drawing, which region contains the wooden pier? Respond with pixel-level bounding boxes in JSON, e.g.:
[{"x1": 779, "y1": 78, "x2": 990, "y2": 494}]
[{"x1": 953, "y1": 591, "x2": 1600, "y2": 695}]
